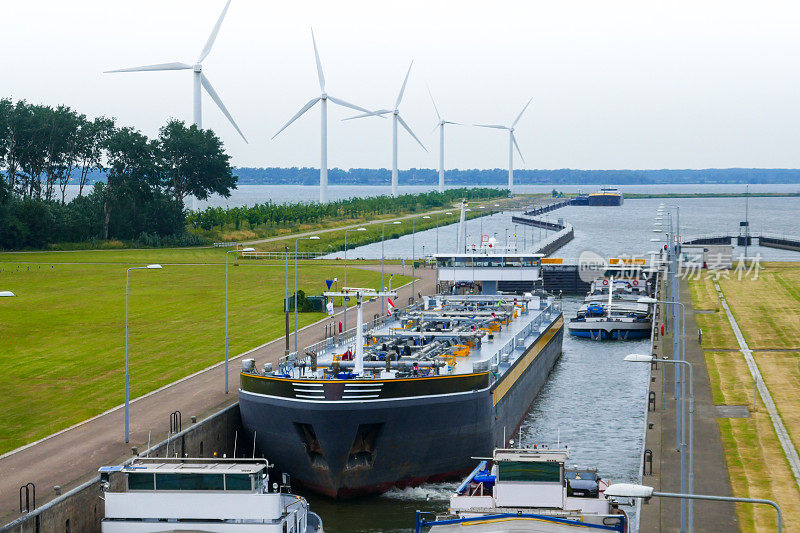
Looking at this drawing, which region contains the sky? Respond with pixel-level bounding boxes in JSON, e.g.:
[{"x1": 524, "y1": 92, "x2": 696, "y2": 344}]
[{"x1": 2, "y1": 0, "x2": 800, "y2": 170}]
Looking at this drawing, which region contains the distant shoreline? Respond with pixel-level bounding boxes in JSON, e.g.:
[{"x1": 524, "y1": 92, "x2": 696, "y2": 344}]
[{"x1": 622, "y1": 192, "x2": 800, "y2": 199}]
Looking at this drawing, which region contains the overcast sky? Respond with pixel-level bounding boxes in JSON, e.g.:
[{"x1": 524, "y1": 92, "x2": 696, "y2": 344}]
[{"x1": 2, "y1": 1, "x2": 799, "y2": 170}]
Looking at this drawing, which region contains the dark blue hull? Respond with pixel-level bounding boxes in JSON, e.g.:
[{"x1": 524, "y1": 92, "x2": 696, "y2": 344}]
[
  {"x1": 239, "y1": 317, "x2": 564, "y2": 498},
  {"x1": 569, "y1": 329, "x2": 650, "y2": 340}
]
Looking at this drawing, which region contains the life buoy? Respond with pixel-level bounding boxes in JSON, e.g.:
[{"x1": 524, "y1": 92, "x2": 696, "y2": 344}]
[
  {"x1": 632, "y1": 279, "x2": 640, "y2": 286},
  {"x1": 602, "y1": 279, "x2": 609, "y2": 286}
]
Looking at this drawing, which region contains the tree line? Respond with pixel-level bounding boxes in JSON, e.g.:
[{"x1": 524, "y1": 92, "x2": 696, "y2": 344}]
[
  {"x1": 186, "y1": 188, "x2": 504, "y2": 231},
  {"x1": 0, "y1": 98, "x2": 235, "y2": 249}
]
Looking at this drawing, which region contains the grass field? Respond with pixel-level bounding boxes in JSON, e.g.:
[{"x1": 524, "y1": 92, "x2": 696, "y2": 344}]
[
  {"x1": 0, "y1": 249, "x2": 409, "y2": 454},
  {"x1": 690, "y1": 263, "x2": 800, "y2": 532}
]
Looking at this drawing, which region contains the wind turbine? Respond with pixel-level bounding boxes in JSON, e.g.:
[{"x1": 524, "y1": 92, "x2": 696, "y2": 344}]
[
  {"x1": 105, "y1": 0, "x2": 247, "y2": 143},
  {"x1": 344, "y1": 61, "x2": 427, "y2": 197},
  {"x1": 476, "y1": 98, "x2": 533, "y2": 190},
  {"x1": 272, "y1": 29, "x2": 375, "y2": 204},
  {"x1": 428, "y1": 88, "x2": 460, "y2": 193}
]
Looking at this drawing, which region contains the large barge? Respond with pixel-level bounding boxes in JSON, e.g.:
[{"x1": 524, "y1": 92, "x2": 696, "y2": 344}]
[{"x1": 239, "y1": 248, "x2": 563, "y2": 498}]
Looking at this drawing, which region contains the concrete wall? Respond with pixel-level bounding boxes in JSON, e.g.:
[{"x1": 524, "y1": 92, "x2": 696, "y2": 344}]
[{"x1": 1, "y1": 404, "x2": 246, "y2": 533}]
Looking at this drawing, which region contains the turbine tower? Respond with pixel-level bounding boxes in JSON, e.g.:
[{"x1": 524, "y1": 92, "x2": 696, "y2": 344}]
[
  {"x1": 428, "y1": 88, "x2": 459, "y2": 194},
  {"x1": 345, "y1": 61, "x2": 426, "y2": 197},
  {"x1": 476, "y1": 98, "x2": 533, "y2": 190},
  {"x1": 105, "y1": 0, "x2": 247, "y2": 143},
  {"x1": 272, "y1": 29, "x2": 375, "y2": 204}
]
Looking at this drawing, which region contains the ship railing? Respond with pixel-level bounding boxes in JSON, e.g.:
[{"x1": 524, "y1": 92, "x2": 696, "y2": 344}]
[
  {"x1": 489, "y1": 303, "x2": 556, "y2": 384},
  {"x1": 282, "y1": 313, "x2": 397, "y2": 364}
]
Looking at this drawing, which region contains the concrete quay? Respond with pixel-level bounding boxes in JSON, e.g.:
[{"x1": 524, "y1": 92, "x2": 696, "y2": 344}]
[{"x1": 639, "y1": 279, "x2": 737, "y2": 532}]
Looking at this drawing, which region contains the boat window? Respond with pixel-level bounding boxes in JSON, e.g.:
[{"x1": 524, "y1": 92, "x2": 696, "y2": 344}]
[
  {"x1": 225, "y1": 473, "x2": 253, "y2": 491},
  {"x1": 155, "y1": 473, "x2": 225, "y2": 490},
  {"x1": 127, "y1": 473, "x2": 155, "y2": 490},
  {"x1": 498, "y1": 461, "x2": 560, "y2": 482},
  {"x1": 521, "y1": 257, "x2": 537, "y2": 267},
  {"x1": 505, "y1": 257, "x2": 522, "y2": 267}
]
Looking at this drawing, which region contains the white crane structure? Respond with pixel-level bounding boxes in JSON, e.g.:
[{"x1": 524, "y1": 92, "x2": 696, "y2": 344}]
[{"x1": 105, "y1": 0, "x2": 247, "y2": 143}]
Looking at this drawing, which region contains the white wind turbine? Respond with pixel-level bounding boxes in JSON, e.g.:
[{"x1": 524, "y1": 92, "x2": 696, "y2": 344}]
[
  {"x1": 272, "y1": 29, "x2": 375, "y2": 204},
  {"x1": 344, "y1": 61, "x2": 427, "y2": 197},
  {"x1": 475, "y1": 98, "x2": 533, "y2": 190},
  {"x1": 105, "y1": 0, "x2": 247, "y2": 143},
  {"x1": 428, "y1": 88, "x2": 460, "y2": 193}
]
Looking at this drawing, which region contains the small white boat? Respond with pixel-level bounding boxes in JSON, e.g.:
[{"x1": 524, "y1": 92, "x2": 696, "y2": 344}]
[
  {"x1": 569, "y1": 277, "x2": 651, "y2": 340},
  {"x1": 99, "y1": 457, "x2": 323, "y2": 532},
  {"x1": 415, "y1": 448, "x2": 628, "y2": 532}
]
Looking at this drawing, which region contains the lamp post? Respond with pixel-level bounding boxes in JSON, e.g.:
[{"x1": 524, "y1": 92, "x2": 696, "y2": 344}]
[
  {"x1": 125, "y1": 264, "x2": 162, "y2": 443},
  {"x1": 626, "y1": 353, "x2": 694, "y2": 532},
  {"x1": 0, "y1": 291, "x2": 15, "y2": 297},
  {"x1": 294, "y1": 236, "x2": 321, "y2": 354},
  {"x1": 226, "y1": 247, "x2": 254, "y2": 394},
  {"x1": 284, "y1": 245, "x2": 290, "y2": 356},
  {"x1": 604, "y1": 484, "x2": 782, "y2": 533},
  {"x1": 435, "y1": 211, "x2": 453, "y2": 255},
  {"x1": 344, "y1": 227, "x2": 367, "y2": 333},
  {"x1": 381, "y1": 221, "x2": 402, "y2": 314},
  {"x1": 412, "y1": 216, "x2": 431, "y2": 301}
]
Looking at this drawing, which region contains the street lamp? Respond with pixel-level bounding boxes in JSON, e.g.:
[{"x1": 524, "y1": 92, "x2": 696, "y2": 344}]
[
  {"x1": 0, "y1": 291, "x2": 15, "y2": 297},
  {"x1": 294, "y1": 236, "x2": 321, "y2": 354},
  {"x1": 412, "y1": 216, "x2": 431, "y2": 301},
  {"x1": 626, "y1": 352, "x2": 694, "y2": 532},
  {"x1": 225, "y1": 247, "x2": 254, "y2": 394},
  {"x1": 435, "y1": 212, "x2": 453, "y2": 255},
  {"x1": 344, "y1": 227, "x2": 367, "y2": 333},
  {"x1": 125, "y1": 264, "x2": 162, "y2": 444},
  {"x1": 604, "y1": 484, "x2": 782, "y2": 533},
  {"x1": 381, "y1": 221, "x2": 402, "y2": 314}
]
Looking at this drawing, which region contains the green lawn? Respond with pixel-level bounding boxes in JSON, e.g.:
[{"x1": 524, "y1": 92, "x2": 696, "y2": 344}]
[{"x1": 0, "y1": 251, "x2": 408, "y2": 454}]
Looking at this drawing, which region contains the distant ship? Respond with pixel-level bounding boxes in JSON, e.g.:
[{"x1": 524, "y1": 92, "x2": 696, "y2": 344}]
[{"x1": 571, "y1": 187, "x2": 624, "y2": 206}]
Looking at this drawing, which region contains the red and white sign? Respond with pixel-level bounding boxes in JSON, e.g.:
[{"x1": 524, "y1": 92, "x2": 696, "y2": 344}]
[{"x1": 387, "y1": 298, "x2": 396, "y2": 316}]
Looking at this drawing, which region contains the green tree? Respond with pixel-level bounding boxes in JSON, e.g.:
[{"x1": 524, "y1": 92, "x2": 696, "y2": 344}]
[{"x1": 156, "y1": 120, "x2": 235, "y2": 203}]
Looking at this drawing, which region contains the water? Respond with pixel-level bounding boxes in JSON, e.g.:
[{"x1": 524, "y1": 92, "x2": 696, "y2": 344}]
[
  {"x1": 323, "y1": 196, "x2": 800, "y2": 262},
  {"x1": 300, "y1": 296, "x2": 650, "y2": 532},
  {"x1": 61, "y1": 182, "x2": 800, "y2": 208}
]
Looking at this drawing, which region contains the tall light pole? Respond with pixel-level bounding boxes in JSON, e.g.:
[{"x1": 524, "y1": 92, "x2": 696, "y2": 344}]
[
  {"x1": 225, "y1": 247, "x2": 254, "y2": 394},
  {"x1": 435, "y1": 212, "x2": 453, "y2": 255},
  {"x1": 627, "y1": 353, "x2": 694, "y2": 532},
  {"x1": 125, "y1": 264, "x2": 162, "y2": 443},
  {"x1": 284, "y1": 245, "x2": 290, "y2": 356},
  {"x1": 605, "y1": 484, "x2": 782, "y2": 533},
  {"x1": 412, "y1": 215, "x2": 431, "y2": 301},
  {"x1": 294, "y1": 236, "x2": 321, "y2": 354},
  {"x1": 0, "y1": 291, "x2": 15, "y2": 297},
  {"x1": 344, "y1": 227, "x2": 367, "y2": 333},
  {"x1": 382, "y1": 221, "x2": 402, "y2": 313}
]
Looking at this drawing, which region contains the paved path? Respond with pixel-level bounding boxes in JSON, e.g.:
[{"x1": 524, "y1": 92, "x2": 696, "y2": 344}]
[
  {"x1": 640, "y1": 280, "x2": 736, "y2": 532},
  {"x1": 0, "y1": 264, "x2": 437, "y2": 524}
]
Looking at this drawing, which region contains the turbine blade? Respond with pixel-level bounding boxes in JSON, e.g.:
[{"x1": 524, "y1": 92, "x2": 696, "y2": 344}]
[
  {"x1": 475, "y1": 124, "x2": 508, "y2": 130},
  {"x1": 327, "y1": 95, "x2": 374, "y2": 116},
  {"x1": 104, "y1": 62, "x2": 192, "y2": 73},
  {"x1": 511, "y1": 132, "x2": 525, "y2": 163},
  {"x1": 444, "y1": 121, "x2": 461, "y2": 125},
  {"x1": 272, "y1": 97, "x2": 320, "y2": 139},
  {"x1": 311, "y1": 28, "x2": 326, "y2": 91},
  {"x1": 201, "y1": 73, "x2": 248, "y2": 143},
  {"x1": 397, "y1": 114, "x2": 427, "y2": 152},
  {"x1": 427, "y1": 85, "x2": 441, "y2": 121},
  {"x1": 197, "y1": 0, "x2": 232, "y2": 63},
  {"x1": 395, "y1": 60, "x2": 414, "y2": 108},
  {"x1": 512, "y1": 97, "x2": 533, "y2": 127},
  {"x1": 342, "y1": 109, "x2": 392, "y2": 121}
]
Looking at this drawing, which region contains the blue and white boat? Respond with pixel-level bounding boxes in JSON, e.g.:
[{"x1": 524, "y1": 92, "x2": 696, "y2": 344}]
[
  {"x1": 568, "y1": 277, "x2": 651, "y2": 340},
  {"x1": 414, "y1": 447, "x2": 628, "y2": 532}
]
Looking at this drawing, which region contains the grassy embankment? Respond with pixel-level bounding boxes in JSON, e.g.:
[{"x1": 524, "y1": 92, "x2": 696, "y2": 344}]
[
  {"x1": 688, "y1": 263, "x2": 800, "y2": 532},
  {"x1": 0, "y1": 248, "x2": 409, "y2": 455}
]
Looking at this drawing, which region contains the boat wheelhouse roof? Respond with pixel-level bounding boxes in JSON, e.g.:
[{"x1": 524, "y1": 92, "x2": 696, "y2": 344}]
[{"x1": 108, "y1": 457, "x2": 268, "y2": 476}]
